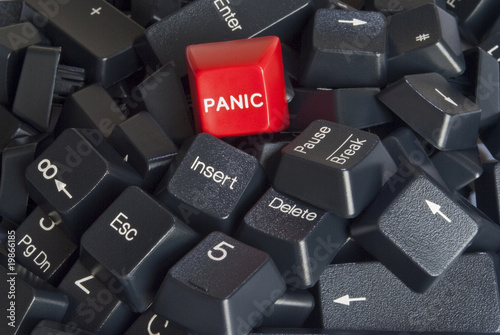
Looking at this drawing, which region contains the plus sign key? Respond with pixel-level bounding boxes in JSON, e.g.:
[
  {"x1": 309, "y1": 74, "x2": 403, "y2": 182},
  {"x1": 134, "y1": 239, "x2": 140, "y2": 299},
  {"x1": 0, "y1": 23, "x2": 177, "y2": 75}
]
[
  {"x1": 273, "y1": 120, "x2": 397, "y2": 218},
  {"x1": 186, "y1": 36, "x2": 289, "y2": 137}
]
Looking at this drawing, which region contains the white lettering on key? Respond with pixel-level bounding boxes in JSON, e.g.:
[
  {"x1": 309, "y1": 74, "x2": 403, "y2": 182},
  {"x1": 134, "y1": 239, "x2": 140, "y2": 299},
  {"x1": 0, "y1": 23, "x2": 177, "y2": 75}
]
[
  {"x1": 268, "y1": 197, "x2": 318, "y2": 221},
  {"x1": 294, "y1": 126, "x2": 331, "y2": 154},
  {"x1": 487, "y1": 45, "x2": 500, "y2": 62},
  {"x1": 110, "y1": 212, "x2": 138, "y2": 241},
  {"x1": 213, "y1": 0, "x2": 242, "y2": 31},
  {"x1": 203, "y1": 93, "x2": 264, "y2": 113},
  {"x1": 190, "y1": 156, "x2": 238, "y2": 189},
  {"x1": 17, "y1": 234, "x2": 51, "y2": 272},
  {"x1": 326, "y1": 135, "x2": 367, "y2": 165}
]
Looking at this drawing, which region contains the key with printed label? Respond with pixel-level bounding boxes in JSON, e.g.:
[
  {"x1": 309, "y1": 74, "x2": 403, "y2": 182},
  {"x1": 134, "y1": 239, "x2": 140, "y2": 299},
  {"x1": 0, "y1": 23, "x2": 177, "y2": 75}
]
[
  {"x1": 273, "y1": 120, "x2": 397, "y2": 218},
  {"x1": 155, "y1": 132, "x2": 267, "y2": 235},
  {"x1": 152, "y1": 231, "x2": 286, "y2": 335},
  {"x1": 25, "y1": 128, "x2": 142, "y2": 240},
  {"x1": 480, "y1": 32, "x2": 500, "y2": 68},
  {"x1": 123, "y1": 308, "x2": 189, "y2": 335},
  {"x1": 80, "y1": 186, "x2": 199, "y2": 313},
  {"x1": 236, "y1": 187, "x2": 348, "y2": 288},
  {"x1": 300, "y1": 9, "x2": 387, "y2": 88},
  {"x1": 21, "y1": 0, "x2": 144, "y2": 87}
]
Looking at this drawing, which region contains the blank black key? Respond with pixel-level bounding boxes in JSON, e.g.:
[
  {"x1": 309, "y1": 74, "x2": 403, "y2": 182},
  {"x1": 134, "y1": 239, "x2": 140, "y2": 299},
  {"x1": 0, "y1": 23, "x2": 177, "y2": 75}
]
[
  {"x1": 57, "y1": 261, "x2": 136, "y2": 335},
  {"x1": 431, "y1": 147, "x2": 483, "y2": 190},
  {"x1": 236, "y1": 187, "x2": 348, "y2": 288},
  {"x1": 351, "y1": 167, "x2": 481, "y2": 292},
  {"x1": 134, "y1": 0, "x2": 315, "y2": 75},
  {"x1": 378, "y1": 72, "x2": 481, "y2": 151},
  {"x1": 273, "y1": 120, "x2": 397, "y2": 218},
  {"x1": 22, "y1": 0, "x2": 144, "y2": 87},
  {"x1": 80, "y1": 186, "x2": 199, "y2": 312},
  {"x1": 387, "y1": 4, "x2": 465, "y2": 80},
  {"x1": 25, "y1": 128, "x2": 142, "y2": 240},
  {"x1": 123, "y1": 308, "x2": 189, "y2": 335},
  {"x1": 0, "y1": 22, "x2": 48, "y2": 107},
  {"x1": 152, "y1": 231, "x2": 286, "y2": 335},
  {"x1": 155, "y1": 133, "x2": 267, "y2": 235},
  {"x1": 300, "y1": 9, "x2": 387, "y2": 88},
  {"x1": 31, "y1": 320, "x2": 98, "y2": 335},
  {"x1": 0, "y1": 106, "x2": 37, "y2": 153},
  {"x1": 15, "y1": 207, "x2": 77, "y2": 285},
  {"x1": 315, "y1": 253, "x2": 500, "y2": 332}
]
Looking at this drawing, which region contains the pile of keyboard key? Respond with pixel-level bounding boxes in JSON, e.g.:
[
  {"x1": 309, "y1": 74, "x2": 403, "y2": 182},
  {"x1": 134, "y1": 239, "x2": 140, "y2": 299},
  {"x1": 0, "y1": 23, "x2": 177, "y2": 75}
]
[{"x1": 2, "y1": 0, "x2": 500, "y2": 334}]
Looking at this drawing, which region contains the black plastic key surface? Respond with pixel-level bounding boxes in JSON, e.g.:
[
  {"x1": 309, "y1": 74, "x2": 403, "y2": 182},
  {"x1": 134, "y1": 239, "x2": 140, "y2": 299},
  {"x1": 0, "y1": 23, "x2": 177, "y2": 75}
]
[
  {"x1": 430, "y1": 147, "x2": 483, "y2": 190},
  {"x1": 378, "y1": 72, "x2": 481, "y2": 151},
  {"x1": 0, "y1": 105, "x2": 37, "y2": 153},
  {"x1": 273, "y1": 120, "x2": 397, "y2": 218},
  {"x1": 12, "y1": 45, "x2": 60, "y2": 132},
  {"x1": 0, "y1": 1, "x2": 23, "y2": 28},
  {"x1": 0, "y1": 264, "x2": 68, "y2": 335},
  {"x1": 155, "y1": 132, "x2": 267, "y2": 235},
  {"x1": 351, "y1": 167, "x2": 480, "y2": 292},
  {"x1": 365, "y1": 0, "x2": 445, "y2": 15},
  {"x1": 315, "y1": 253, "x2": 500, "y2": 332},
  {"x1": 25, "y1": 128, "x2": 142, "y2": 240},
  {"x1": 31, "y1": 320, "x2": 98, "y2": 335},
  {"x1": 124, "y1": 308, "x2": 189, "y2": 335},
  {"x1": 259, "y1": 289, "x2": 315, "y2": 328},
  {"x1": 387, "y1": 4, "x2": 465, "y2": 80},
  {"x1": 134, "y1": 0, "x2": 315, "y2": 75},
  {"x1": 237, "y1": 187, "x2": 348, "y2": 288},
  {"x1": 300, "y1": 9, "x2": 387, "y2": 88},
  {"x1": 57, "y1": 261, "x2": 136, "y2": 335},
  {"x1": 480, "y1": 32, "x2": 500, "y2": 66},
  {"x1": 476, "y1": 161, "x2": 500, "y2": 224},
  {"x1": 21, "y1": 0, "x2": 144, "y2": 87},
  {"x1": 80, "y1": 186, "x2": 199, "y2": 313},
  {"x1": 0, "y1": 22, "x2": 48, "y2": 107},
  {"x1": 152, "y1": 231, "x2": 286, "y2": 335},
  {"x1": 130, "y1": 0, "x2": 184, "y2": 27}
]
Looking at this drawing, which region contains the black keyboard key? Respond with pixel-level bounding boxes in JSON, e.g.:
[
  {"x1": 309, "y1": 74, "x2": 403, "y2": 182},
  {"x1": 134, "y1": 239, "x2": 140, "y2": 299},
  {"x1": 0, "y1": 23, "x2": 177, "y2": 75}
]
[
  {"x1": 480, "y1": 32, "x2": 500, "y2": 65},
  {"x1": 476, "y1": 161, "x2": 500, "y2": 224},
  {"x1": 57, "y1": 261, "x2": 136, "y2": 335},
  {"x1": 0, "y1": 105, "x2": 37, "y2": 153},
  {"x1": 0, "y1": 22, "x2": 48, "y2": 107},
  {"x1": 31, "y1": 320, "x2": 98, "y2": 335},
  {"x1": 315, "y1": 253, "x2": 500, "y2": 332},
  {"x1": 387, "y1": 4, "x2": 465, "y2": 80},
  {"x1": 236, "y1": 187, "x2": 348, "y2": 288},
  {"x1": 124, "y1": 308, "x2": 189, "y2": 335},
  {"x1": 300, "y1": 9, "x2": 387, "y2": 88},
  {"x1": 152, "y1": 231, "x2": 286, "y2": 335},
  {"x1": 431, "y1": 147, "x2": 483, "y2": 190},
  {"x1": 365, "y1": 0, "x2": 445, "y2": 15},
  {"x1": 377, "y1": 72, "x2": 481, "y2": 151},
  {"x1": 259, "y1": 289, "x2": 315, "y2": 328},
  {"x1": 130, "y1": 0, "x2": 183, "y2": 27},
  {"x1": 80, "y1": 186, "x2": 199, "y2": 312},
  {"x1": 108, "y1": 112, "x2": 178, "y2": 191},
  {"x1": 21, "y1": 0, "x2": 144, "y2": 87},
  {"x1": 273, "y1": 120, "x2": 396, "y2": 218},
  {"x1": 12, "y1": 45, "x2": 60, "y2": 132},
  {"x1": 155, "y1": 133, "x2": 267, "y2": 235},
  {"x1": 25, "y1": 128, "x2": 142, "y2": 240},
  {"x1": 134, "y1": 0, "x2": 315, "y2": 75},
  {"x1": 0, "y1": 1, "x2": 23, "y2": 28},
  {"x1": 351, "y1": 167, "x2": 480, "y2": 292}
]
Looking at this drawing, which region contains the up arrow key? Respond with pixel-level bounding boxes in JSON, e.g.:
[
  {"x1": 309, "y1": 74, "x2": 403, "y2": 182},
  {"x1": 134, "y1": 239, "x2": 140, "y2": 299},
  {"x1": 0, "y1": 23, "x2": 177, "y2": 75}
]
[
  {"x1": 338, "y1": 18, "x2": 367, "y2": 26},
  {"x1": 55, "y1": 179, "x2": 73, "y2": 199},
  {"x1": 425, "y1": 199, "x2": 451, "y2": 223},
  {"x1": 334, "y1": 294, "x2": 366, "y2": 306}
]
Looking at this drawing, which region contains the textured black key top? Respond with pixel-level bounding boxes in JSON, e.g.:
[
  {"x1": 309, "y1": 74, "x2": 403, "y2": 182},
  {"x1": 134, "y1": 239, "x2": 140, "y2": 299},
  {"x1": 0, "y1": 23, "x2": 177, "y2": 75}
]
[
  {"x1": 80, "y1": 186, "x2": 199, "y2": 312},
  {"x1": 431, "y1": 147, "x2": 483, "y2": 190},
  {"x1": 273, "y1": 120, "x2": 397, "y2": 218},
  {"x1": 288, "y1": 87, "x2": 393, "y2": 131},
  {"x1": 124, "y1": 308, "x2": 189, "y2": 335},
  {"x1": 21, "y1": 0, "x2": 144, "y2": 87},
  {"x1": 57, "y1": 261, "x2": 136, "y2": 335},
  {"x1": 365, "y1": 0, "x2": 445, "y2": 15},
  {"x1": 0, "y1": 1, "x2": 23, "y2": 28},
  {"x1": 25, "y1": 128, "x2": 142, "y2": 240},
  {"x1": 134, "y1": 0, "x2": 315, "y2": 75},
  {"x1": 0, "y1": 22, "x2": 48, "y2": 107},
  {"x1": 108, "y1": 112, "x2": 178, "y2": 191},
  {"x1": 31, "y1": 320, "x2": 98, "y2": 335},
  {"x1": 445, "y1": 0, "x2": 500, "y2": 44},
  {"x1": 155, "y1": 133, "x2": 267, "y2": 235},
  {"x1": 15, "y1": 207, "x2": 77, "y2": 285},
  {"x1": 237, "y1": 187, "x2": 348, "y2": 288},
  {"x1": 351, "y1": 167, "x2": 480, "y2": 292},
  {"x1": 152, "y1": 231, "x2": 286, "y2": 335},
  {"x1": 134, "y1": 62, "x2": 194, "y2": 145},
  {"x1": 56, "y1": 84, "x2": 127, "y2": 138},
  {"x1": 0, "y1": 264, "x2": 68, "y2": 335},
  {"x1": 300, "y1": 9, "x2": 387, "y2": 88},
  {"x1": 378, "y1": 72, "x2": 481, "y2": 151},
  {"x1": 12, "y1": 45, "x2": 60, "y2": 132},
  {"x1": 387, "y1": 4, "x2": 464, "y2": 80},
  {"x1": 315, "y1": 253, "x2": 500, "y2": 332},
  {"x1": 259, "y1": 289, "x2": 315, "y2": 328}
]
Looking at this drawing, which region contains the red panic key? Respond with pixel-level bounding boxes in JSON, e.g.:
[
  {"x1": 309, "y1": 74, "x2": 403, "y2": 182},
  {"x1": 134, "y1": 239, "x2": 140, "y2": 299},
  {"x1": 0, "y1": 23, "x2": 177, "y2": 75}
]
[{"x1": 186, "y1": 36, "x2": 289, "y2": 137}]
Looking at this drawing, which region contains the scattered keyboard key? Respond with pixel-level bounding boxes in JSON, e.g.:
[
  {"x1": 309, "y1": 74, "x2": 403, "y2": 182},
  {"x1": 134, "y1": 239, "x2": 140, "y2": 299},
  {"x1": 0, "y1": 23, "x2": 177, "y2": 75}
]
[
  {"x1": 236, "y1": 187, "x2": 348, "y2": 288},
  {"x1": 25, "y1": 128, "x2": 143, "y2": 240},
  {"x1": 431, "y1": 147, "x2": 483, "y2": 191},
  {"x1": 152, "y1": 231, "x2": 286, "y2": 335},
  {"x1": 80, "y1": 186, "x2": 199, "y2": 312},
  {"x1": 187, "y1": 36, "x2": 289, "y2": 137},
  {"x1": 378, "y1": 72, "x2": 481, "y2": 151},
  {"x1": 273, "y1": 120, "x2": 397, "y2": 218},
  {"x1": 155, "y1": 132, "x2": 267, "y2": 235},
  {"x1": 31, "y1": 320, "x2": 98, "y2": 335},
  {"x1": 21, "y1": 0, "x2": 144, "y2": 87},
  {"x1": 123, "y1": 308, "x2": 189, "y2": 335},
  {"x1": 315, "y1": 253, "x2": 500, "y2": 332},
  {"x1": 300, "y1": 9, "x2": 387, "y2": 88},
  {"x1": 351, "y1": 167, "x2": 480, "y2": 292},
  {"x1": 387, "y1": 4, "x2": 465, "y2": 80}
]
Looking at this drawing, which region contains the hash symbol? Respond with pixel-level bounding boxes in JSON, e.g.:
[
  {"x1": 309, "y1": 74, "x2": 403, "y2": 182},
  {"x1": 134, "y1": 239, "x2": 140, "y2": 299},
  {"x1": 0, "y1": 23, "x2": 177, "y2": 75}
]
[{"x1": 416, "y1": 34, "x2": 430, "y2": 42}]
